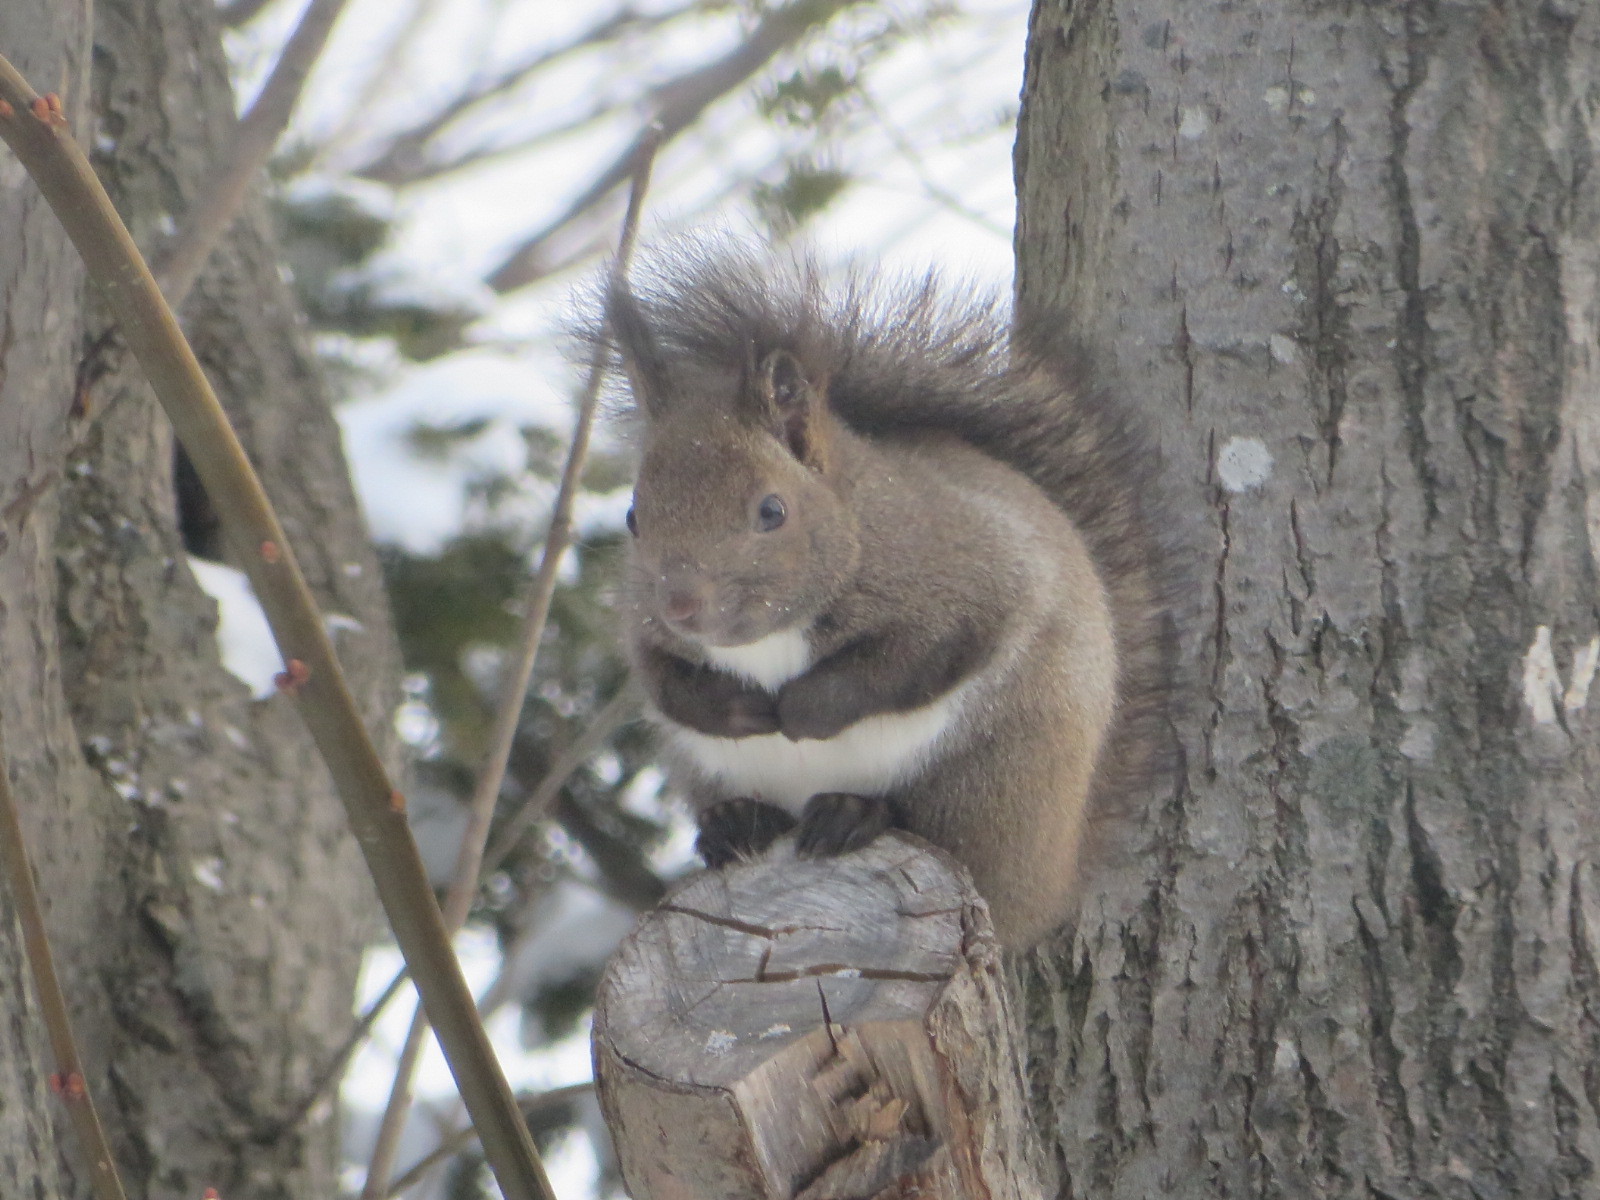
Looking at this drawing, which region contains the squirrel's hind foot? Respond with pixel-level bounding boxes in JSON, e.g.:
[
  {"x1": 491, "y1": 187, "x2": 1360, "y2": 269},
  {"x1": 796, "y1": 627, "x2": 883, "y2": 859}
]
[
  {"x1": 697, "y1": 797, "x2": 797, "y2": 867},
  {"x1": 795, "y1": 793, "x2": 896, "y2": 859}
]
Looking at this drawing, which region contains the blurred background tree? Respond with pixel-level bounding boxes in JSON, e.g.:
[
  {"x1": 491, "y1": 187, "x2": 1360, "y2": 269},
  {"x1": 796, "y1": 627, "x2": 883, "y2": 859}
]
[{"x1": 224, "y1": 0, "x2": 1024, "y2": 1193}]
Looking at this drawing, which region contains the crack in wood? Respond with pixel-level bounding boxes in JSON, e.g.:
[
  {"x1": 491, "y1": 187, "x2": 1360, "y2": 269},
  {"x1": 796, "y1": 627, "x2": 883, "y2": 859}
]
[
  {"x1": 658, "y1": 902, "x2": 846, "y2": 939},
  {"x1": 718, "y1": 964, "x2": 950, "y2": 986}
]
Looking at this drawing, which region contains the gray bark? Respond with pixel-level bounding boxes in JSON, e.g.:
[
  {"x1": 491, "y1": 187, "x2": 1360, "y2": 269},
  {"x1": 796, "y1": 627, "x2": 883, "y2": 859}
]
[
  {"x1": 0, "y1": 8, "x2": 93, "y2": 1196},
  {"x1": 1015, "y1": 2, "x2": 1600, "y2": 1197},
  {"x1": 0, "y1": 0, "x2": 402, "y2": 1196}
]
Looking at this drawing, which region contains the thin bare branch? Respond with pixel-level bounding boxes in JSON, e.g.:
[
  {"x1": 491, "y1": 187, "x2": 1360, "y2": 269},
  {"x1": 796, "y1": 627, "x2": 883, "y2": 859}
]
[
  {"x1": 360, "y1": 130, "x2": 663, "y2": 1200},
  {"x1": 0, "y1": 742, "x2": 130, "y2": 1200},
  {"x1": 354, "y1": 5, "x2": 684, "y2": 186},
  {"x1": 155, "y1": 0, "x2": 350, "y2": 303},
  {"x1": 551, "y1": 783, "x2": 666, "y2": 914},
  {"x1": 360, "y1": 684, "x2": 644, "y2": 1195},
  {"x1": 358, "y1": 94, "x2": 621, "y2": 188},
  {"x1": 273, "y1": 963, "x2": 414, "y2": 1138},
  {"x1": 312, "y1": 0, "x2": 441, "y2": 168},
  {"x1": 461, "y1": 166, "x2": 753, "y2": 337},
  {"x1": 487, "y1": 0, "x2": 865, "y2": 293},
  {"x1": 0, "y1": 59, "x2": 554, "y2": 1200},
  {"x1": 386, "y1": 1084, "x2": 595, "y2": 1199},
  {"x1": 855, "y1": 87, "x2": 1009, "y2": 239},
  {"x1": 362, "y1": 1010, "x2": 434, "y2": 1199},
  {"x1": 487, "y1": 683, "x2": 643, "y2": 882}
]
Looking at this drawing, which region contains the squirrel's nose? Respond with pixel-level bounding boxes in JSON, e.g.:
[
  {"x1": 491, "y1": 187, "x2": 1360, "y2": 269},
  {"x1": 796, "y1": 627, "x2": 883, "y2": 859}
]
[
  {"x1": 662, "y1": 588, "x2": 703, "y2": 623},
  {"x1": 658, "y1": 564, "x2": 710, "y2": 628}
]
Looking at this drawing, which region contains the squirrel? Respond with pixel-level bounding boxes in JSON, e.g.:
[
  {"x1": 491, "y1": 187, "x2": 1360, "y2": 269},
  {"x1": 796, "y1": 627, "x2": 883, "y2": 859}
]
[{"x1": 599, "y1": 241, "x2": 1178, "y2": 947}]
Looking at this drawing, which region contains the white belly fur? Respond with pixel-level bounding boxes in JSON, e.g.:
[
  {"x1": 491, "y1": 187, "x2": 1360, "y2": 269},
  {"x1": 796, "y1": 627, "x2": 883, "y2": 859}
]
[
  {"x1": 670, "y1": 686, "x2": 968, "y2": 814},
  {"x1": 701, "y1": 627, "x2": 812, "y2": 690}
]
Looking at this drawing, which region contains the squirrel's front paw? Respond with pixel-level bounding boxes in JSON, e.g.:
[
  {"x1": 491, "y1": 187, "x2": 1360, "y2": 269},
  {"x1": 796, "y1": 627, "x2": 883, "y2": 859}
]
[
  {"x1": 776, "y1": 684, "x2": 853, "y2": 741},
  {"x1": 721, "y1": 690, "x2": 782, "y2": 737},
  {"x1": 659, "y1": 672, "x2": 779, "y2": 738},
  {"x1": 795, "y1": 793, "x2": 896, "y2": 858},
  {"x1": 696, "y1": 798, "x2": 797, "y2": 867}
]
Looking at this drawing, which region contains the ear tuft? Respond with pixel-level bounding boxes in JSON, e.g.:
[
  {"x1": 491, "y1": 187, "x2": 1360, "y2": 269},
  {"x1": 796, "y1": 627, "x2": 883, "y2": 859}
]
[
  {"x1": 755, "y1": 349, "x2": 828, "y2": 470},
  {"x1": 607, "y1": 285, "x2": 672, "y2": 417},
  {"x1": 763, "y1": 350, "x2": 807, "y2": 409}
]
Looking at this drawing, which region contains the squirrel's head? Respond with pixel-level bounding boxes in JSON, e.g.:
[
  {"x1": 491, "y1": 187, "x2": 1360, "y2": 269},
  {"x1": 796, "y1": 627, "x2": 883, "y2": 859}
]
[{"x1": 623, "y1": 346, "x2": 861, "y2": 648}]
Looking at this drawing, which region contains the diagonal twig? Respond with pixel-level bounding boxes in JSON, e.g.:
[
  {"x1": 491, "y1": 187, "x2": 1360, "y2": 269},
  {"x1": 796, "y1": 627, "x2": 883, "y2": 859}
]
[
  {"x1": 271, "y1": 962, "x2": 413, "y2": 1139},
  {"x1": 353, "y1": 5, "x2": 684, "y2": 186},
  {"x1": 155, "y1": 0, "x2": 351, "y2": 304},
  {"x1": 311, "y1": 0, "x2": 442, "y2": 169},
  {"x1": 357, "y1": 93, "x2": 620, "y2": 189},
  {"x1": 359, "y1": 126, "x2": 663, "y2": 1200},
  {"x1": 0, "y1": 742, "x2": 131, "y2": 1200},
  {"x1": 385, "y1": 1083, "x2": 595, "y2": 1199},
  {"x1": 854, "y1": 85, "x2": 1010, "y2": 239},
  {"x1": 0, "y1": 59, "x2": 554, "y2": 1200},
  {"x1": 487, "y1": 0, "x2": 864, "y2": 292},
  {"x1": 483, "y1": 682, "x2": 642, "y2": 882}
]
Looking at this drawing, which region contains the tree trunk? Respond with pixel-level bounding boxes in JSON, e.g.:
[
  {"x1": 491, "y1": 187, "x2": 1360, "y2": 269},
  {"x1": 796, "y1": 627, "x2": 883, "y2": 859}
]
[
  {"x1": 1015, "y1": 3, "x2": 1600, "y2": 1197},
  {"x1": 0, "y1": 10, "x2": 93, "y2": 1196},
  {"x1": 0, "y1": 0, "x2": 402, "y2": 1196}
]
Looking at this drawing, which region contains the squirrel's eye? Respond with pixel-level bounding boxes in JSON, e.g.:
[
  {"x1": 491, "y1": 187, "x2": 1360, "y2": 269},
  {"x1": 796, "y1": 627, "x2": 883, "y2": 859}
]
[
  {"x1": 625, "y1": 505, "x2": 638, "y2": 536},
  {"x1": 756, "y1": 494, "x2": 787, "y2": 532}
]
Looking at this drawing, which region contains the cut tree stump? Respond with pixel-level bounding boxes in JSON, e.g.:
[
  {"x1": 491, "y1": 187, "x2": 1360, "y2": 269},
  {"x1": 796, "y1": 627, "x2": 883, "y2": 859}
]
[{"x1": 592, "y1": 832, "x2": 1046, "y2": 1199}]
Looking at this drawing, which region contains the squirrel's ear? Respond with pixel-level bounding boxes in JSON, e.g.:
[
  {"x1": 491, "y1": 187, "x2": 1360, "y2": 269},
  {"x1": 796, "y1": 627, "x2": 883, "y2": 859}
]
[
  {"x1": 606, "y1": 285, "x2": 671, "y2": 417},
  {"x1": 755, "y1": 349, "x2": 830, "y2": 470}
]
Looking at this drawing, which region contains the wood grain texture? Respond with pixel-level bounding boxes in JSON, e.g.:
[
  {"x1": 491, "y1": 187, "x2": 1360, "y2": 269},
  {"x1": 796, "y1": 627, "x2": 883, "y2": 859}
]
[{"x1": 594, "y1": 833, "x2": 1047, "y2": 1199}]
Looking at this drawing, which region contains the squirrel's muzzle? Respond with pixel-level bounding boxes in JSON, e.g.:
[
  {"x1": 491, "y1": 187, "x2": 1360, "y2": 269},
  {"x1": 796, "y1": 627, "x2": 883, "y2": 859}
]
[{"x1": 657, "y1": 563, "x2": 711, "y2": 633}]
